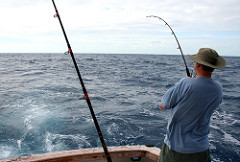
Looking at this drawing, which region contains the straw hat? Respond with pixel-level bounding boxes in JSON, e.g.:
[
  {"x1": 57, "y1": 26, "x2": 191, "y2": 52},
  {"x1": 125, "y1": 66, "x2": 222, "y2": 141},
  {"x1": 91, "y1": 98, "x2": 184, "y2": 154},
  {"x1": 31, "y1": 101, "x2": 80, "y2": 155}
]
[{"x1": 188, "y1": 48, "x2": 226, "y2": 69}]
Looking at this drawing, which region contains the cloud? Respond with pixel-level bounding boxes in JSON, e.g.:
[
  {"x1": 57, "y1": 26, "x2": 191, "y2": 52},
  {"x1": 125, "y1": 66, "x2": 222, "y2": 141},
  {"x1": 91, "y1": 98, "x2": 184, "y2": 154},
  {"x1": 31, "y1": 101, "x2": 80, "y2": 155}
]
[{"x1": 0, "y1": 0, "x2": 239, "y2": 55}]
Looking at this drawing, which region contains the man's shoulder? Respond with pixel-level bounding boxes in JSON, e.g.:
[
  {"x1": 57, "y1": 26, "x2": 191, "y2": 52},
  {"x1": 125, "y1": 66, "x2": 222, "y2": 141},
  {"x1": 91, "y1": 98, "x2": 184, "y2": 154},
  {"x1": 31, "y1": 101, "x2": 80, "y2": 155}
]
[
  {"x1": 173, "y1": 78, "x2": 194, "y2": 93},
  {"x1": 185, "y1": 77, "x2": 223, "y2": 91},
  {"x1": 176, "y1": 78, "x2": 193, "y2": 86}
]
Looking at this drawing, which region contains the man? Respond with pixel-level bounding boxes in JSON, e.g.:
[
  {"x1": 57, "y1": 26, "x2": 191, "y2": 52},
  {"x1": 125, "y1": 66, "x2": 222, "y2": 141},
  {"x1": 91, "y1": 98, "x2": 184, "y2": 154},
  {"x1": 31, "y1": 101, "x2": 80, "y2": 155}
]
[{"x1": 159, "y1": 48, "x2": 226, "y2": 162}]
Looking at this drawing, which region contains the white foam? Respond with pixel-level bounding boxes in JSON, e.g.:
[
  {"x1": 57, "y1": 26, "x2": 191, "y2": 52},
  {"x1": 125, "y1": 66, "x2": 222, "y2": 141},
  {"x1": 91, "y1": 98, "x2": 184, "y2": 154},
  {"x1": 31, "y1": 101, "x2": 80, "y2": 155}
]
[
  {"x1": 210, "y1": 124, "x2": 240, "y2": 146},
  {"x1": 0, "y1": 145, "x2": 12, "y2": 159},
  {"x1": 17, "y1": 139, "x2": 22, "y2": 149},
  {"x1": 22, "y1": 102, "x2": 51, "y2": 133},
  {"x1": 212, "y1": 110, "x2": 239, "y2": 126},
  {"x1": 24, "y1": 114, "x2": 34, "y2": 130},
  {"x1": 107, "y1": 122, "x2": 119, "y2": 135},
  {"x1": 45, "y1": 132, "x2": 91, "y2": 152},
  {"x1": 224, "y1": 132, "x2": 240, "y2": 146}
]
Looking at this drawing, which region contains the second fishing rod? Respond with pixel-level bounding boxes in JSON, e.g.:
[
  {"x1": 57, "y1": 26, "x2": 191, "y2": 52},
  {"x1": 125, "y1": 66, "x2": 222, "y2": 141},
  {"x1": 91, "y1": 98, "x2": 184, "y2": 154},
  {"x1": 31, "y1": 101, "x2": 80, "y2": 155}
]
[
  {"x1": 51, "y1": 0, "x2": 112, "y2": 161},
  {"x1": 147, "y1": 15, "x2": 191, "y2": 77}
]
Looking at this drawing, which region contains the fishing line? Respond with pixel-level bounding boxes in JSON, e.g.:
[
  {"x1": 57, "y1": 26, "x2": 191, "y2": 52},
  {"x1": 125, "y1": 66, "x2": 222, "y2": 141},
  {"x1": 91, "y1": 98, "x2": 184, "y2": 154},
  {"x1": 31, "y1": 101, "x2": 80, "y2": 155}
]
[
  {"x1": 51, "y1": 1, "x2": 112, "y2": 161},
  {"x1": 146, "y1": 15, "x2": 191, "y2": 77}
]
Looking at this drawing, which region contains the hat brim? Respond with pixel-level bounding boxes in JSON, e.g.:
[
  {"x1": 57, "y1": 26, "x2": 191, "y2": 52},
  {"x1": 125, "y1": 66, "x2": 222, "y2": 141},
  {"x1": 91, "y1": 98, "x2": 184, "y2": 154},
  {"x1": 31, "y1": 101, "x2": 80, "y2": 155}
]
[{"x1": 188, "y1": 54, "x2": 226, "y2": 69}]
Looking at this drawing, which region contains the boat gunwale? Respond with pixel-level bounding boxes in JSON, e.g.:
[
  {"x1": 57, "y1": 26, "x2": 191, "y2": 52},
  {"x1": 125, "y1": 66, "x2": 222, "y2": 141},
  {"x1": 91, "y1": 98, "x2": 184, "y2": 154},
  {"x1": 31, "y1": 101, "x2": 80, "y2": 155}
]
[{"x1": 3, "y1": 145, "x2": 160, "y2": 162}]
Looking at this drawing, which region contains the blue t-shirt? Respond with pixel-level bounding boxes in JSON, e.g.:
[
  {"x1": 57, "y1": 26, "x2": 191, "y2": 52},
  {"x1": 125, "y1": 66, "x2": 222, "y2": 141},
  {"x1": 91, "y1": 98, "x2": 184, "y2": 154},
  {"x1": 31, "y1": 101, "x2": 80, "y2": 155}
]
[{"x1": 161, "y1": 77, "x2": 223, "y2": 153}]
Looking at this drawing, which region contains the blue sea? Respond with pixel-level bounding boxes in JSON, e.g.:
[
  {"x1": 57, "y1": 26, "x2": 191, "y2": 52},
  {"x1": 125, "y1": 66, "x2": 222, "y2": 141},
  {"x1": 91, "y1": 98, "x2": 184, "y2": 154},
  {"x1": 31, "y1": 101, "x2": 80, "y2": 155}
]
[{"x1": 0, "y1": 53, "x2": 239, "y2": 161}]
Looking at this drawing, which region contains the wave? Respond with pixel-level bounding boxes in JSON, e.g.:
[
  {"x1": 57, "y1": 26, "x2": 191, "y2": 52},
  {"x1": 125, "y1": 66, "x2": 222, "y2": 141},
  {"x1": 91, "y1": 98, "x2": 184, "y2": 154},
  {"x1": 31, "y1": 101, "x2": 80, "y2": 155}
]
[
  {"x1": 45, "y1": 132, "x2": 91, "y2": 152},
  {"x1": 0, "y1": 54, "x2": 240, "y2": 161}
]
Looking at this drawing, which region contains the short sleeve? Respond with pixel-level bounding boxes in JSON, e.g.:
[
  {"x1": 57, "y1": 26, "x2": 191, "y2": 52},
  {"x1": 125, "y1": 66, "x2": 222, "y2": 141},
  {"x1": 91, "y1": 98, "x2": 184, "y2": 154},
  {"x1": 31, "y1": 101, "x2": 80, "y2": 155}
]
[{"x1": 161, "y1": 78, "x2": 187, "y2": 109}]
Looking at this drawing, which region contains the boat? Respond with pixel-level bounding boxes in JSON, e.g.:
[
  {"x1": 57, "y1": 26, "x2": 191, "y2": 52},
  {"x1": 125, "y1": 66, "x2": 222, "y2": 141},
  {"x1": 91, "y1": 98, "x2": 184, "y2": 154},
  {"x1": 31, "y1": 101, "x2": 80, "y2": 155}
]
[{"x1": 3, "y1": 145, "x2": 160, "y2": 162}]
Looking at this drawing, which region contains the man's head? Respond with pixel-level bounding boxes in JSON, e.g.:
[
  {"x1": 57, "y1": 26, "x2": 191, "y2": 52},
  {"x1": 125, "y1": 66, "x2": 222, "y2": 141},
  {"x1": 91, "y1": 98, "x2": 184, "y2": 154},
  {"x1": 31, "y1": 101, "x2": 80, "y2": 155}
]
[{"x1": 188, "y1": 48, "x2": 226, "y2": 70}]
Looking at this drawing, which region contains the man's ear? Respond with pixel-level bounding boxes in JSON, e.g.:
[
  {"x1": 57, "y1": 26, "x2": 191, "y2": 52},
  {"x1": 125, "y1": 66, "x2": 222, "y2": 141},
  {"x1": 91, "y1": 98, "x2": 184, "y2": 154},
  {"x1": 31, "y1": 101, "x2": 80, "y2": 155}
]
[{"x1": 196, "y1": 62, "x2": 201, "y2": 68}]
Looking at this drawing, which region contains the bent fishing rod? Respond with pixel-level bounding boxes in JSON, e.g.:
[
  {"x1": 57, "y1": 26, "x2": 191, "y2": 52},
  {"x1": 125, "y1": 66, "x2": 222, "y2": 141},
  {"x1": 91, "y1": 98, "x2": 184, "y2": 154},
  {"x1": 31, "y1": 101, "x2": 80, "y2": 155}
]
[
  {"x1": 146, "y1": 15, "x2": 191, "y2": 77},
  {"x1": 51, "y1": 1, "x2": 112, "y2": 161}
]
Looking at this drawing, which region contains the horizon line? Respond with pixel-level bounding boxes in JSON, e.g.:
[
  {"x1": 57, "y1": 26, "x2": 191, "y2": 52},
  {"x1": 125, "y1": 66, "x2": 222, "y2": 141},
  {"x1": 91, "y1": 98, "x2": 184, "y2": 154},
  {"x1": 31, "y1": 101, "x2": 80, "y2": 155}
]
[{"x1": 0, "y1": 52, "x2": 238, "y2": 57}]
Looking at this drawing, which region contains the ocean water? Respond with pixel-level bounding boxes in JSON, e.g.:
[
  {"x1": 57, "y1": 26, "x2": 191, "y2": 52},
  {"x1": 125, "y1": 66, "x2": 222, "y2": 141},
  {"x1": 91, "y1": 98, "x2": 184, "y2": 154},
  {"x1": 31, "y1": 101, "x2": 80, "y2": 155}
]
[{"x1": 0, "y1": 53, "x2": 239, "y2": 161}]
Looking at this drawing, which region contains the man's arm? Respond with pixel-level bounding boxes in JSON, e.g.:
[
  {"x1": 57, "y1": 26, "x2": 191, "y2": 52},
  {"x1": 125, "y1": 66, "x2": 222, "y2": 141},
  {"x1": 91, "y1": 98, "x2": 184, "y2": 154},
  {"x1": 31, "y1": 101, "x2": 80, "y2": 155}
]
[{"x1": 159, "y1": 102, "x2": 166, "y2": 111}]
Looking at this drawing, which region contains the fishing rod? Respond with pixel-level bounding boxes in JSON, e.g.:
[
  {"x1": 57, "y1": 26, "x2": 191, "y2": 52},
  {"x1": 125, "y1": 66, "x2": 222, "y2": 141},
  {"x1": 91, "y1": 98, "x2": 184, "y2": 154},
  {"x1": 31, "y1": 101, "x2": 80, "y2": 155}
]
[
  {"x1": 51, "y1": 1, "x2": 112, "y2": 161},
  {"x1": 146, "y1": 15, "x2": 191, "y2": 77}
]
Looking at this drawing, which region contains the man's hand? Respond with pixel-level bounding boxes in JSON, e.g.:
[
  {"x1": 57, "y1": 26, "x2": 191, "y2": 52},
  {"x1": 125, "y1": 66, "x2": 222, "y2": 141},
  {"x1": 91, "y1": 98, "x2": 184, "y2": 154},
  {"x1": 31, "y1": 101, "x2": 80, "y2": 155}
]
[{"x1": 159, "y1": 103, "x2": 166, "y2": 111}]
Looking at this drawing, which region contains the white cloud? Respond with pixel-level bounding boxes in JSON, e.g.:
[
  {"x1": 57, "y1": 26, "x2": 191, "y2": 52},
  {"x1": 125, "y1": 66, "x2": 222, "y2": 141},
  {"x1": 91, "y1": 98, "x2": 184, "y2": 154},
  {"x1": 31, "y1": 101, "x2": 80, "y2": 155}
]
[{"x1": 0, "y1": 0, "x2": 239, "y2": 56}]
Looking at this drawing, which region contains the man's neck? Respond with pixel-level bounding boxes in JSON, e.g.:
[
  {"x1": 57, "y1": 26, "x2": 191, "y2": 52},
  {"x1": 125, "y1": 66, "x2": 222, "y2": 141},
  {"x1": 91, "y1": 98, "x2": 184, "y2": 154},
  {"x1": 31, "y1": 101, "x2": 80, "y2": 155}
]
[{"x1": 196, "y1": 72, "x2": 212, "y2": 78}]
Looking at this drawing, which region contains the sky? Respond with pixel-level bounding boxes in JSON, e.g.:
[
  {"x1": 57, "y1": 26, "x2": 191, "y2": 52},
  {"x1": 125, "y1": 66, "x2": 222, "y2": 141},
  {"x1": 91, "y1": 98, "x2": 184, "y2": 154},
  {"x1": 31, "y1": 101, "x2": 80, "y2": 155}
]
[{"x1": 0, "y1": 0, "x2": 239, "y2": 56}]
